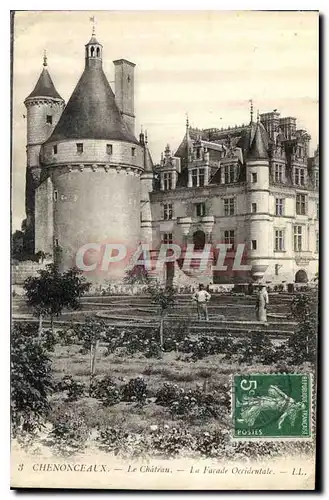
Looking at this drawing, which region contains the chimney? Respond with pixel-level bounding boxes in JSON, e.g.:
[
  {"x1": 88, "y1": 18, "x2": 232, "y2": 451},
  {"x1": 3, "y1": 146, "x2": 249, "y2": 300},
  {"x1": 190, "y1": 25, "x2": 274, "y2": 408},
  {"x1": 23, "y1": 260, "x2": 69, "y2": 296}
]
[{"x1": 113, "y1": 59, "x2": 136, "y2": 136}]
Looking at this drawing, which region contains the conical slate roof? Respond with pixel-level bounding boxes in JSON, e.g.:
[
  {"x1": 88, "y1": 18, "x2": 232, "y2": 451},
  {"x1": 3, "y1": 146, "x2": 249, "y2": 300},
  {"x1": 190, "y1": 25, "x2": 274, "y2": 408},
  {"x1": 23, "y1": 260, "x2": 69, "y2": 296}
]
[
  {"x1": 174, "y1": 128, "x2": 193, "y2": 161},
  {"x1": 144, "y1": 147, "x2": 154, "y2": 172},
  {"x1": 247, "y1": 121, "x2": 269, "y2": 159},
  {"x1": 26, "y1": 67, "x2": 63, "y2": 100},
  {"x1": 46, "y1": 64, "x2": 138, "y2": 144}
]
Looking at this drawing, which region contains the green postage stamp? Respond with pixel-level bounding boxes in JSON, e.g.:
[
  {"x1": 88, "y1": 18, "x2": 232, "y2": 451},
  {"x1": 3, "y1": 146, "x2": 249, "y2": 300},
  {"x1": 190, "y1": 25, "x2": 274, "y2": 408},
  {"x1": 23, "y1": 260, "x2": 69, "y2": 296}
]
[{"x1": 233, "y1": 373, "x2": 312, "y2": 439}]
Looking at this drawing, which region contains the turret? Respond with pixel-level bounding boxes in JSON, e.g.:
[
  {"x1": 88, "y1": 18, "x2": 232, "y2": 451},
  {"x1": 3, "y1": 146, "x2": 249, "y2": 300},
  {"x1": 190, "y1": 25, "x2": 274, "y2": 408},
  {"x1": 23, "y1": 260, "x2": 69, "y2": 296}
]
[
  {"x1": 140, "y1": 129, "x2": 154, "y2": 243},
  {"x1": 245, "y1": 118, "x2": 271, "y2": 281},
  {"x1": 24, "y1": 52, "x2": 64, "y2": 252}
]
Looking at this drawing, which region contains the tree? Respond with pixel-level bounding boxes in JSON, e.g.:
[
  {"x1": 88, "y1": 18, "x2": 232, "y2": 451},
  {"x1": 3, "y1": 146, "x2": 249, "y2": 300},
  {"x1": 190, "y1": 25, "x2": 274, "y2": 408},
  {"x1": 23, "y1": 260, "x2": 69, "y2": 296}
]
[
  {"x1": 11, "y1": 323, "x2": 53, "y2": 438},
  {"x1": 288, "y1": 291, "x2": 318, "y2": 363},
  {"x1": 147, "y1": 281, "x2": 176, "y2": 348},
  {"x1": 23, "y1": 264, "x2": 91, "y2": 337},
  {"x1": 73, "y1": 317, "x2": 107, "y2": 392},
  {"x1": 123, "y1": 265, "x2": 150, "y2": 286}
]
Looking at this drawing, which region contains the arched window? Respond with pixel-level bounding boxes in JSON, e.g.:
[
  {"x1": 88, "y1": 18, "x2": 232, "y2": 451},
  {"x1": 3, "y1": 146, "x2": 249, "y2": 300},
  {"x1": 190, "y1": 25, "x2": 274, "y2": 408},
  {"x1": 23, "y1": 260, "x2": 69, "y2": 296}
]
[
  {"x1": 193, "y1": 230, "x2": 206, "y2": 250},
  {"x1": 90, "y1": 46, "x2": 95, "y2": 57},
  {"x1": 295, "y1": 269, "x2": 308, "y2": 283},
  {"x1": 96, "y1": 47, "x2": 100, "y2": 57}
]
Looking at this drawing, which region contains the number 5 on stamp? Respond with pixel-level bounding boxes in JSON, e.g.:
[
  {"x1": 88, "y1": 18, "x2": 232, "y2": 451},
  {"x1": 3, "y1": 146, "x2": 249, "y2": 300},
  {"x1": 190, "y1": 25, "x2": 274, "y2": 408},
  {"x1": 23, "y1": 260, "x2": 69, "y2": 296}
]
[{"x1": 233, "y1": 373, "x2": 312, "y2": 439}]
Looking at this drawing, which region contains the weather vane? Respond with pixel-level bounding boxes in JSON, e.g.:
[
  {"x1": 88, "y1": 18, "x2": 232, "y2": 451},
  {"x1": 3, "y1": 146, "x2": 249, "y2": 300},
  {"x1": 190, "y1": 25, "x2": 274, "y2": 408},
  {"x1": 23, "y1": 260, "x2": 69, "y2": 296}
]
[{"x1": 90, "y1": 15, "x2": 96, "y2": 36}]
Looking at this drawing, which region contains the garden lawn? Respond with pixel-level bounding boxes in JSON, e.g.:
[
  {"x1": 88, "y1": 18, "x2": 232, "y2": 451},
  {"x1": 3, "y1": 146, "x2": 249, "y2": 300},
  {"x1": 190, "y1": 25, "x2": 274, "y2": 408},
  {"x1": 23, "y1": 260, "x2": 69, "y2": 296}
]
[{"x1": 50, "y1": 343, "x2": 313, "y2": 436}]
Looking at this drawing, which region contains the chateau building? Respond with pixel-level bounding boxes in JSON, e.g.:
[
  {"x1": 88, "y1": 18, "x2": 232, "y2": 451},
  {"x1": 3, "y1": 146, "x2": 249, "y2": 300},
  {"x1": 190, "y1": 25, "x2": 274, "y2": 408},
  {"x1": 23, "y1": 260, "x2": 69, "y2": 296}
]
[{"x1": 24, "y1": 29, "x2": 319, "y2": 285}]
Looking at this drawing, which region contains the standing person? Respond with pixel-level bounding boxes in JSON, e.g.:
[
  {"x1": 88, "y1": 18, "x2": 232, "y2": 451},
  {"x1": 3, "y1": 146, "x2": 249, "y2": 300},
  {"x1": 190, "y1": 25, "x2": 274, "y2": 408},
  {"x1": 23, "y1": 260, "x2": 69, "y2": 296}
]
[
  {"x1": 193, "y1": 284, "x2": 211, "y2": 321},
  {"x1": 255, "y1": 284, "x2": 269, "y2": 322}
]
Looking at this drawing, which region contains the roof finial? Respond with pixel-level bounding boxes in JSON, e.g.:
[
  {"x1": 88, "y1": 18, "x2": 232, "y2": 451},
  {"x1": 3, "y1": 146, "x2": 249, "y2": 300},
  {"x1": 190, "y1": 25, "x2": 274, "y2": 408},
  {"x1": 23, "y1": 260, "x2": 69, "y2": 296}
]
[
  {"x1": 145, "y1": 129, "x2": 148, "y2": 145},
  {"x1": 186, "y1": 113, "x2": 189, "y2": 130},
  {"x1": 43, "y1": 49, "x2": 47, "y2": 67},
  {"x1": 257, "y1": 109, "x2": 260, "y2": 123},
  {"x1": 90, "y1": 15, "x2": 96, "y2": 36},
  {"x1": 249, "y1": 99, "x2": 254, "y2": 123}
]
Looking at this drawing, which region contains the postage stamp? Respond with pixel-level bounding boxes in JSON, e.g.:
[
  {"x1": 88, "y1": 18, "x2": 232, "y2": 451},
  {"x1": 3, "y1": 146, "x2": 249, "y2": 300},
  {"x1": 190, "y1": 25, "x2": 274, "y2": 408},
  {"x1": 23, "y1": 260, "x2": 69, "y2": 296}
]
[{"x1": 233, "y1": 373, "x2": 312, "y2": 439}]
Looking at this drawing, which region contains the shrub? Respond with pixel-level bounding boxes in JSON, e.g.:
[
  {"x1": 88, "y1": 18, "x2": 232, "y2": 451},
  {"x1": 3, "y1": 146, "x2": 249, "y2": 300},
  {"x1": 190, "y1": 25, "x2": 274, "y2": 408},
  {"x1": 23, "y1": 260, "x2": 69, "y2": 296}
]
[
  {"x1": 122, "y1": 377, "x2": 148, "y2": 404},
  {"x1": 57, "y1": 327, "x2": 77, "y2": 346},
  {"x1": 55, "y1": 375, "x2": 86, "y2": 402},
  {"x1": 97, "y1": 426, "x2": 149, "y2": 459},
  {"x1": 150, "y1": 427, "x2": 195, "y2": 457},
  {"x1": 48, "y1": 409, "x2": 90, "y2": 456},
  {"x1": 11, "y1": 323, "x2": 53, "y2": 437},
  {"x1": 90, "y1": 376, "x2": 121, "y2": 406},
  {"x1": 155, "y1": 383, "x2": 227, "y2": 421}
]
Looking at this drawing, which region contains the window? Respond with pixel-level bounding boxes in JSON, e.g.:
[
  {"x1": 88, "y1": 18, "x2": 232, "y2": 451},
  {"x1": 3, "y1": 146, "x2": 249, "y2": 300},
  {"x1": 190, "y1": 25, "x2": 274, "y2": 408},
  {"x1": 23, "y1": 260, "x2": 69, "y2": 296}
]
[
  {"x1": 163, "y1": 203, "x2": 173, "y2": 220},
  {"x1": 296, "y1": 194, "x2": 307, "y2": 215},
  {"x1": 251, "y1": 172, "x2": 257, "y2": 183},
  {"x1": 192, "y1": 169, "x2": 198, "y2": 187},
  {"x1": 196, "y1": 148, "x2": 201, "y2": 159},
  {"x1": 131, "y1": 147, "x2": 136, "y2": 157},
  {"x1": 53, "y1": 145, "x2": 57, "y2": 155},
  {"x1": 107, "y1": 144, "x2": 113, "y2": 155},
  {"x1": 196, "y1": 202, "x2": 206, "y2": 217},
  {"x1": 46, "y1": 115, "x2": 52, "y2": 124},
  {"x1": 274, "y1": 230, "x2": 285, "y2": 251},
  {"x1": 163, "y1": 233, "x2": 173, "y2": 244},
  {"x1": 53, "y1": 190, "x2": 58, "y2": 202},
  {"x1": 274, "y1": 164, "x2": 283, "y2": 183},
  {"x1": 76, "y1": 143, "x2": 83, "y2": 154},
  {"x1": 199, "y1": 168, "x2": 205, "y2": 187},
  {"x1": 294, "y1": 226, "x2": 302, "y2": 252},
  {"x1": 295, "y1": 168, "x2": 306, "y2": 186},
  {"x1": 275, "y1": 198, "x2": 284, "y2": 216},
  {"x1": 191, "y1": 168, "x2": 205, "y2": 187},
  {"x1": 314, "y1": 171, "x2": 319, "y2": 189},
  {"x1": 163, "y1": 172, "x2": 172, "y2": 190},
  {"x1": 316, "y1": 202, "x2": 319, "y2": 219},
  {"x1": 224, "y1": 230, "x2": 235, "y2": 249},
  {"x1": 224, "y1": 165, "x2": 235, "y2": 184},
  {"x1": 224, "y1": 198, "x2": 235, "y2": 216},
  {"x1": 316, "y1": 232, "x2": 319, "y2": 253},
  {"x1": 252, "y1": 203, "x2": 257, "y2": 213},
  {"x1": 55, "y1": 238, "x2": 59, "y2": 247},
  {"x1": 251, "y1": 240, "x2": 257, "y2": 250}
]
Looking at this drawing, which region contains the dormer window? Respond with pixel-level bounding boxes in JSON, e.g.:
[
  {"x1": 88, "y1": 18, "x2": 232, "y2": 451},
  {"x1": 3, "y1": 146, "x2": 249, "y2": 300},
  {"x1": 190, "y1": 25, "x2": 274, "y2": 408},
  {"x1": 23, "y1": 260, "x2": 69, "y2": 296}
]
[
  {"x1": 53, "y1": 145, "x2": 57, "y2": 155},
  {"x1": 163, "y1": 172, "x2": 172, "y2": 191},
  {"x1": 76, "y1": 143, "x2": 83, "y2": 154},
  {"x1": 224, "y1": 164, "x2": 236, "y2": 184},
  {"x1": 46, "y1": 115, "x2": 52, "y2": 124},
  {"x1": 191, "y1": 168, "x2": 205, "y2": 187},
  {"x1": 107, "y1": 144, "x2": 113, "y2": 155}
]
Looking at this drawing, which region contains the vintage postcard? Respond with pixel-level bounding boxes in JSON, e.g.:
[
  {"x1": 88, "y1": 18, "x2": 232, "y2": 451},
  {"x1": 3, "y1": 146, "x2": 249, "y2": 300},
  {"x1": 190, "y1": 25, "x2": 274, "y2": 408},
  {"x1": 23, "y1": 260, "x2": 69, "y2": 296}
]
[{"x1": 11, "y1": 10, "x2": 319, "y2": 490}]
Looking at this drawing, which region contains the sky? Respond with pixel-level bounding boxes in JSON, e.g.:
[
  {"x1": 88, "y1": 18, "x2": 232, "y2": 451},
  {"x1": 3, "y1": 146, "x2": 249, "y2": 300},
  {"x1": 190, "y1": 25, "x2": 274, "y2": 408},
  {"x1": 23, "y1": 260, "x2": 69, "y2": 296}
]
[{"x1": 12, "y1": 10, "x2": 319, "y2": 230}]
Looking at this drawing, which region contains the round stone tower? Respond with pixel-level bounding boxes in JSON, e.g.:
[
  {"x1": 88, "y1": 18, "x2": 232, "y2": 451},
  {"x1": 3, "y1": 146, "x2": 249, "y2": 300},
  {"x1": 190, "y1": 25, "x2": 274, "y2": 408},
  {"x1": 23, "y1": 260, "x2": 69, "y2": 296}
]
[
  {"x1": 245, "y1": 119, "x2": 270, "y2": 281},
  {"x1": 24, "y1": 52, "x2": 65, "y2": 252},
  {"x1": 40, "y1": 30, "x2": 144, "y2": 281}
]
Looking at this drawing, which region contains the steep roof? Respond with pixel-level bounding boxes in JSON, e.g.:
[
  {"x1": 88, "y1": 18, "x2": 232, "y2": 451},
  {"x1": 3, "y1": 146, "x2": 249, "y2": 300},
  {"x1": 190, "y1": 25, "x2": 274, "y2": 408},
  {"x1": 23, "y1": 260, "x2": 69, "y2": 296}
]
[
  {"x1": 174, "y1": 128, "x2": 193, "y2": 160},
  {"x1": 144, "y1": 147, "x2": 154, "y2": 172},
  {"x1": 46, "y1": 64, "x2": 138, "y2": 144},
  {"x1": 247, "y1": 121, "x2": 269, "y2": 160},
  {"x1": 26, "y1": 67, "x2": 63, "y2": 101}
]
